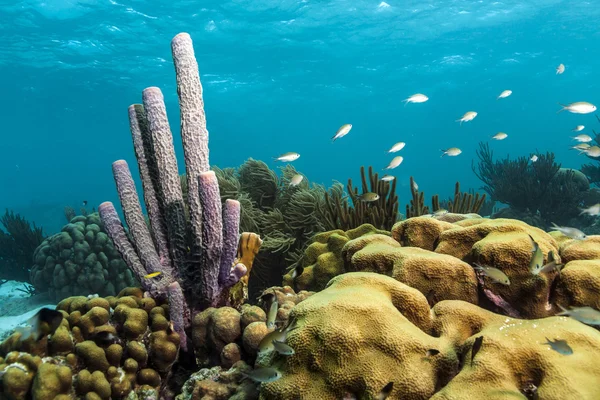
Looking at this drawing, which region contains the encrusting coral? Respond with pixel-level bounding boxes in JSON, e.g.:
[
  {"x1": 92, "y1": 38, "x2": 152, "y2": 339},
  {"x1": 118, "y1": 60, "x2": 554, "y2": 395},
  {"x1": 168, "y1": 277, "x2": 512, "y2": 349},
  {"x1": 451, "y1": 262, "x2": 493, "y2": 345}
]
[
  {"x1": 97, "y1": 33, "x2": 262, "y2": 354},
  {"x1": 30, "y1": 213, "x2": 137, "y2": 301},
  {"x1": 260, "y1": 272, "x2": 600, "y2": 400}
]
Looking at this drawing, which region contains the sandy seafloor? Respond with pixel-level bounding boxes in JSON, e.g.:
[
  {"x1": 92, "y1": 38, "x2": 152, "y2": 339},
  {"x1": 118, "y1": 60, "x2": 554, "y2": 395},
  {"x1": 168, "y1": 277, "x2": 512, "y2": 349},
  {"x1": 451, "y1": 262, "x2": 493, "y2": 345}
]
[{"x1": 0, "y1": 280, "x2": 56, "y2": 340}]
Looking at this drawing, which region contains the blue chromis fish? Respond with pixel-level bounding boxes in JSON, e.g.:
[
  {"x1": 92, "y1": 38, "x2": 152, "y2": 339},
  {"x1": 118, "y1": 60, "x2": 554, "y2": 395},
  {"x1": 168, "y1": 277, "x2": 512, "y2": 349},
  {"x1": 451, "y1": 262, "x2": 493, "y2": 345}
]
[
  {"x1": 240, "y1": 367, "x2": 282, "y2": 383},
  {"x1": 538, "y1": 250, "x2": 563, "y2": 276},
  {"x1": 144, "y1": 271, "x2": 162, "y2": 279},
  {"x1": 267, "y1": 298, "x2": 278, "y2": 329},
  {"x1": 528, "y1": 235, "x2": 544, "y2": 275},
  {"x1": 15, "y1": 307, "x2": 63, "y2": 342},
  {"x1": 359, "y1": 192, "x2": 380, "y2": 202},
  {"x1": 272, "y1": 340, "x2": 295, "y2": 356},
  {"x1": 440, "y1": 147, "x2": 462, "y2": 157},
  {"x1": 550, "y1": 223, "x2": 587, "y2": 240},
  {"x1": 472, "y1": 263, "x2": 510, "y2": 285},
  {"x1": 289, "y1": 174, "x2": 304, "y2": 186},
  {"x1": 557, "y1": 305, "x2": 600, "y2": 326},
  {"x1": 543, "y1": 337, "x2": 573, "y2": 355},
  {"x1": 274, "y1": 152, "x2": 300, "y2": 162},
  {"x1": 332, "y1": 123, "x2": 352, "y2": 142}
]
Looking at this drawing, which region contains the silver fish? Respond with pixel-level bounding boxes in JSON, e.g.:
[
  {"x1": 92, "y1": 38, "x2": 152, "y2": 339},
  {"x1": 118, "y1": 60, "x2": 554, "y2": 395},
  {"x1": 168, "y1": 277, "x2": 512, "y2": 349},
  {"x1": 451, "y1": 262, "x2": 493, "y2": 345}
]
[
  {"x1": 543, "y1": 337, "x2": 573, "y2": 355},
  {"x1": 538, "y1": 250, "x2": 564, "y2": 276},
  {"x1": 381, "y1": 175, "x2": 395, "y2": 182},
  {"x1": 289, "y1": 174, "x2": 304, "y2": 186},
  {"x1": 272, "y1": 340, "x2": 295, "y2": 356},
  {"x1": 557, "y1": 305, "x2": 600, "y2": 326},
  {"x1": 359, "y1": 192, "x2": 380, "y2": 202},
  {"x1": 456, "y1": 111, "x2": 477, "y2": 125},
  {"x1": 550, "y1": 223, "x2": 586, "y2": 240},
  {"x1": 580, "y1": 203, "x2": 600, "y2": 216},
  {"x1": 557, "y1": 102, "x2": 596, "y2": 114},
  {"x1": 274, "y1": 152, "x2": 300, "y2": 162},
  {"x1": 332, "y1": 124, "x2": 352, "y2": 142},
  {"x1": 440, "y1": 148, "x2": 462, "y2": 157},
  {"x1": 384, "y1": 156, "x2": 403, "y2": 170},
  {"x1": 267, "y1": 298, "x2": 278, "y2": 329}
]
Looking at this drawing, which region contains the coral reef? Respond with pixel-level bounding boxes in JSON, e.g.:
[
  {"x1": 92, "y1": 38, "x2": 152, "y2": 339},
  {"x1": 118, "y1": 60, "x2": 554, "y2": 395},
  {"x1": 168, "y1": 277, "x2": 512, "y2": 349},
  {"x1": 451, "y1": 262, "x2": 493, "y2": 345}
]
[
  {"x1": 260, "y1": 272, "x2": 600, "y2": 400},
  {"x1": 29, "y1": 213, "x2": 137, "y2": 301},
  {"x1": 0, "y1": 289, "x2": 180, "y2": 399},
  {"x1": 0, "y1": 210, "x2": 45, "y2": 283}
]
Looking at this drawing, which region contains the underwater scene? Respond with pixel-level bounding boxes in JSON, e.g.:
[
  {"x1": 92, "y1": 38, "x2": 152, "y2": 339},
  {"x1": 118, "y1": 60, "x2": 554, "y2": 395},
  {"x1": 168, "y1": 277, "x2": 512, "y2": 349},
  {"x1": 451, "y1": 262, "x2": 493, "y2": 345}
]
[{"x1": 1, "y1": 1, "x2": 600, "y2": 399}]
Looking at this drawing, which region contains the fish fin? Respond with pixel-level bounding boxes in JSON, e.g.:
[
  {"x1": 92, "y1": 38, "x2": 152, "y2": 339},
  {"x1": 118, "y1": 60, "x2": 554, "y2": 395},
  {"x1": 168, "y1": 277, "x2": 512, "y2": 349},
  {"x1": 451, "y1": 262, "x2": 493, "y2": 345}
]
[
  {"x1": 556, "y1": 304, "x2": 569, "y2": 315},
  {"x1": 550, "y1": 222, "x2": 559, "y2": 229},
  {"x1": 440, "y1": 149, "x2": 446, "y2": 158},
  {"x1": 556, "y1": 103, "x2": 567, "y2": 113}
]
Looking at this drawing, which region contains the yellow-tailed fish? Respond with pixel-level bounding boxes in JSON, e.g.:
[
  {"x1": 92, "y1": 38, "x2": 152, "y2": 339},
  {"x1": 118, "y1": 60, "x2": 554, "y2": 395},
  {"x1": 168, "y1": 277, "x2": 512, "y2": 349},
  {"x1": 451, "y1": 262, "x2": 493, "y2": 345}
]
[
  {"x1": 572, "y1": 134, "x2": 593, "y2": 143},
  {"x1": 359, "y1": 192, "x2": 380, "y2": 202},
  {"x1": 381, "y1": 175, "x2": 395, "y2": 182},
  {"x1": 456, "y1": 111, "x2": 477, "y2": 125},
  {"x1": 144, "y1": 271, "x2": 162, "y2": 279},
  {"x1": 332, "y1": 123, "x2": 352, "y2": 142},
  {"x1": 274, "y1": 152, "x2": 300, "y2": 162},
  {"x1": 583, "y1": 146, "x2": 600, "y2": 157},
  {"x1": 497, "y1": 90, "x2": 512, "y2": 99},
  {"x1": 384, "y1": 156, "x2": 403, "y2": 170},
  {"x1": 580, "y1": 203, "x2": 600, "y2": 216},
  {"x1": 557, "y1": 102, "x2": 597, "y2": 114},
  {"x1": 556, "y1": 63, "x2": 565, "y2": 74},
  {"x1": 241, "y1": 368, "x2": 282, "y2": 383},
  {"x1": 403, "y1": 93, "x2": 429, "y2": 105},
  {"x1": 289, "y1": 174, "x2": 304, "y2": 186},
  {"x1": 530, "y1": 155, "x2": 538, "y2": 162},
  {"x1": 550, "y1": 223, "x2": 587, "y2": 240},
  {"x1": 387, "y1": 142, "x2": 406, "y2": 153},
  {"x1": 272, "y1": 340, "x2": 295, "y2": 356},
  {"x1": 528, "y1": 235, "x2": 544, "y2": 275},
  {"x1": 441, "y1": 148, "x2": 462, "y2": 157},
  {"x1": 543, "y1": 337, "x2": 573, "y2": 355},
  {"x1": 376, "y1": 382, "x2": 394, "y2": 400},
  {"x1": 572, "y1": 125, "x2": 585, "y2": 132},
  {"x1": 492, "y1": 132, "x2": 508, "y2": 140},
  {"x1": 472, "y1": 263, "x2": 510, "y2": 285},
  {"x1": 267, "y1": 298, "x2": 278, "y2": 329},
  {"x1": 557, "y1": 305, "x2": 600, "y2": 326}
]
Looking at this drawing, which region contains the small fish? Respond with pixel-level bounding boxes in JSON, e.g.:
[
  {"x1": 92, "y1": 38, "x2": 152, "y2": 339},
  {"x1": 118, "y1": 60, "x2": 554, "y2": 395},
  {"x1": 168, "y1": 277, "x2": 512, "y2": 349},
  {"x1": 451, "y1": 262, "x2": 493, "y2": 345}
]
[
  {"x1": 290, "y1": 265, "x2": 304, "y2": 280},
  {"x1": 426, "y1": 349, "x2": 440, "y2": 357},
  {"x1": 530, "y1": 155, "x2": 538, "y2": 163},
  {"x1": 557, "y1": 102, "x2": 597, "y2": 114},
  {"x1": 471, "y1": 336, "x2": 484, "y2": 366},
  {"x1": 387, "y1": 142, "x2": 406, "y2": 153},
  {"x1": 274, "y1": 152, "x2": 300, "y2": 162},
  {"x1": 272, "y1": 340, "x2": 295, "y2": 356},
  {"x1": 571, "y1": 143, "x2": 591, "y2": 151},
  {"x1": 82, "y1": 200, "x2": 88, "y2": 206},
  {"x1": 144, "y1": 271, "x2": 162, "y2": 279},
  {"x1": 582, "y1": 146, "x2": 600, "y2": 157},
  {"x1": 240, "y1": 367, "x2": 282, "y2": 383},
  {"x1": 580, "y1": 203, "x2": 600, "y2": 216},
  {"x1": 538, "y1": 250, "x2": 564, "y2": 276},
  {"x1": 491, "y1": 132, "x2": 508, "y2": 140},
  {"x1": 93, "y1": 331, "x2": 117, "y2": 347},
  {"x1": 381, "y1": 175, "x2": 395, "y2": 182},
  {"x1": 557, "y1": 305, "x2": 600, "y2": 326},
  {"x1": 289, "y1": 174, "x2": 304, "y2": 186},
  {"x1": 497, "y1": 90, "x2": 512, "y2": 99},
  {"x1": 433, "y1": 209, "x2": 448, "y2": 217},
  {"x1": 440, "y1": 148, "x2": 462, "y2": 157},
  {"x1": 15, "y1": 307, "x2": 63, "y2": 342},
  {"x1": 572, "y1": 134, "x2": 593, "y2": 143},
  {"x1": 550, "y1": 223, "x2": 587, "y2": 240},
  {"x1": 267, "y1": 298, "x2": 279, "y2": 329},
  {"x1": 528, "y1": 235, "x2": 544, "y2": 275},
  {"x1": 258, "y1": 317, "x2": 298, "y2": 354},
  {"x1": 359, "y1": 192, "x2": 380, "y2": 202},
  {"x1": 412, "y1": 180, "x2": 419, "y2": 191},
  {"x1": 572, "y1": 125, "x2": 585, "y2": 132},
  {"x1": 456, "y1": 111, "x2": 477, "y2": 125},
  {"x1": 332, "y1": 124, "x2": 352, "y2": 142},
  {"x1": 472, "y1": 263, "x2": 510, "y2": 285},
  {"x1": 556, "y1": 63, "x2": 565, "y2": 74},
  {"x1": 384, "y1": 156, "x2": 404, "y2": 170},
  {"x1": 403, "y1": 93, "x2": 429, "y2": 105},
  {"x1": 543, "y1": 337, "x2": 573, "y2": 355},
  {"x1": 376, "y1": 382, "x2": 394, "y2": 400}
]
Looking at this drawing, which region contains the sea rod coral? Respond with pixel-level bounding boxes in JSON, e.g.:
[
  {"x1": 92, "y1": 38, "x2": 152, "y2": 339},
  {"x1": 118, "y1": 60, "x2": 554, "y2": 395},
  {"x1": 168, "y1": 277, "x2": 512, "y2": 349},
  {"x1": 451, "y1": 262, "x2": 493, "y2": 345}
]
[{"x1": 98, "y1": 33, "x2": 261, "y2": 353}]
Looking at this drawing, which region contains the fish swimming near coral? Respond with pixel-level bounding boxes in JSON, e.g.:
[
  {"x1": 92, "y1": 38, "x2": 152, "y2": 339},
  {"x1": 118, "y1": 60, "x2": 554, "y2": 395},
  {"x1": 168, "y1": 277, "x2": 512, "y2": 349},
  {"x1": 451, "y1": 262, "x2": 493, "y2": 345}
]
[
  {"x1": 538, "y1": 251, "x2": 564, "y2": 276},
  {"x1": 258, "y1": 317, "x2": 299, "y2": 354},
  {"x1": 289, "y1": 174, "x2": 304, "y2": 186},
  {"x1": 571, "y1": 134, "x2": 592, "y2": 143},
  {"x1": 440, "y1": 148, "x2": 462, "y2": 157},
  {"x1": 491, "y1": 132, "x2": 508, "y2": 140},
  {"x1": 528, "y1": 235, "x2": 544, "y2": 275},
  {"x1": 387, "y1": 142, "x2": 406, "y2": 153},
  {"x1": 143, "y1": 271, "x2": 162, "y2": 279},
  {"x1": 274, "y1": 152, "x2": 301, "y2": 162},
  {"x1": 572, "y1": 125, "x2": 585, "y2": 132},
  {"x1": 332, "y1": 123, "x2": 352, "y2": 142},
  {"x1": 376, "y1": 382, "x2": 394, "y2": 400},
  {"x1": 530, "y1": 155, "x2": 538, "y2": 162},
  {"x1": 471, "y1": 336, "x2": 484, "y2": 366},
  {"x1": 582, "y1": 145, "x2": 600, "y2": 157},
  {"x1": 381, "y1": 175, "x2": 395, "y2": 182},
  {"x1": 240, "y1": 367, "x2": 282, "y2": 383},
  {"x1": 549, "y1": 223, "x2": 587, "y2": 240},
  {"x1": 543, "y1": 337, "x2": 573, "y2": 355},
  {"x1": 267, "y1": 297, "x2": 279, "y2": 329},
  {"x1": 359, "y1": 192, "x2": 380, "y2": 202},
  {"x1": 472, "y1": 263, "x2": 510, "y2": 285},
  {"x1": 433, "y1": 209, "x2": 448, "y2": 217},
  {"x1": 384, "y1": 156, "x2": 403, "y2": 170},
  {"x1": 556, "y1": 305, "x2": 600, "y2": 326},
  {"x1": 557, "y1": 102, "x2": 597, "y2": 114},
  {"x1": 456, "y1": 111, "x2": 477, "y2": 125},
  {"x1": 15, "y1": 307, "x2": 63, "y2": 342},
  {"x1": 272, "y1": 340, "x2": 295, "y2": 356},
  {"x1": 580, "y1": 203, "x2": 600, "y2": 216}
]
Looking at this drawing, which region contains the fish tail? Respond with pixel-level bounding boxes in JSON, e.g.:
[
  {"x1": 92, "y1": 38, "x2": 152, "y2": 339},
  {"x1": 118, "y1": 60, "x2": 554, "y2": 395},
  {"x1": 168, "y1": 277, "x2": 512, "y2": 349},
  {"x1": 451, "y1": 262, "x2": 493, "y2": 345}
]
[
  {"x1": 556, "y1": 103, "x2": 566, "y2": 113},
  {"x1": 556, "y1": 304, "x2": 569, "y2": 315},
  {"x1": 440, "y1": 149, "x2": 446, "y2": 158}
]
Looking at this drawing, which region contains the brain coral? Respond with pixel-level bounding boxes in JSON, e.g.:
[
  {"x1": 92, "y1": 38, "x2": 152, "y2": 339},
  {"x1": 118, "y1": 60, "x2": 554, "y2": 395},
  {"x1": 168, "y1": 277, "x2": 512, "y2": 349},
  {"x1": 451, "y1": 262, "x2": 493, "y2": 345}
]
[
  {"x1": 260, "y1": 272, "x2": 600, "y2": 400},
  {"x1": 30, "y1": 213, "x2": 138, "y2": 301},
  {"x1": 0, "y1": 288, "x2": 180, "y2": 399}
]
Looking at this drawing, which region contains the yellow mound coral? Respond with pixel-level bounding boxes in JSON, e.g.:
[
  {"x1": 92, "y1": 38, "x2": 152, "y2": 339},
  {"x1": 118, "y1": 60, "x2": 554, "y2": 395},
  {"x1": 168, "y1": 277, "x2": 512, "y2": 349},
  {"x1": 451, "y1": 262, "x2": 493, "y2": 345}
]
[{"x1": 260, "y1": 272, "x2": 600, "y2": 400}]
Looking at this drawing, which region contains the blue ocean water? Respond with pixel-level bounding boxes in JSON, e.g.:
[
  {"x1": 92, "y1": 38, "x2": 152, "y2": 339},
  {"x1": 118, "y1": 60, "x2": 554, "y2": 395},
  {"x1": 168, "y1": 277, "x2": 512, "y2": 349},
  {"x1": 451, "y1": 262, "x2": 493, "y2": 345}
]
[{"x1": 1, "y1": 0, "x2": 599, "y2": 233}]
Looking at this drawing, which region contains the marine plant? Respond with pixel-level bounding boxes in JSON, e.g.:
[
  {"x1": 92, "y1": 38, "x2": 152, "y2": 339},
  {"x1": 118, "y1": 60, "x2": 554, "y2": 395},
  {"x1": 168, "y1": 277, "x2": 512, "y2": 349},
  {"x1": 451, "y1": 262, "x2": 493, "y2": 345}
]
[
  {"x1": 0, "y1": 209, "x2": 45, "y2": 283},
  {"x1": 580, "y1": 114, "x2": 600, "y2": 186}
]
